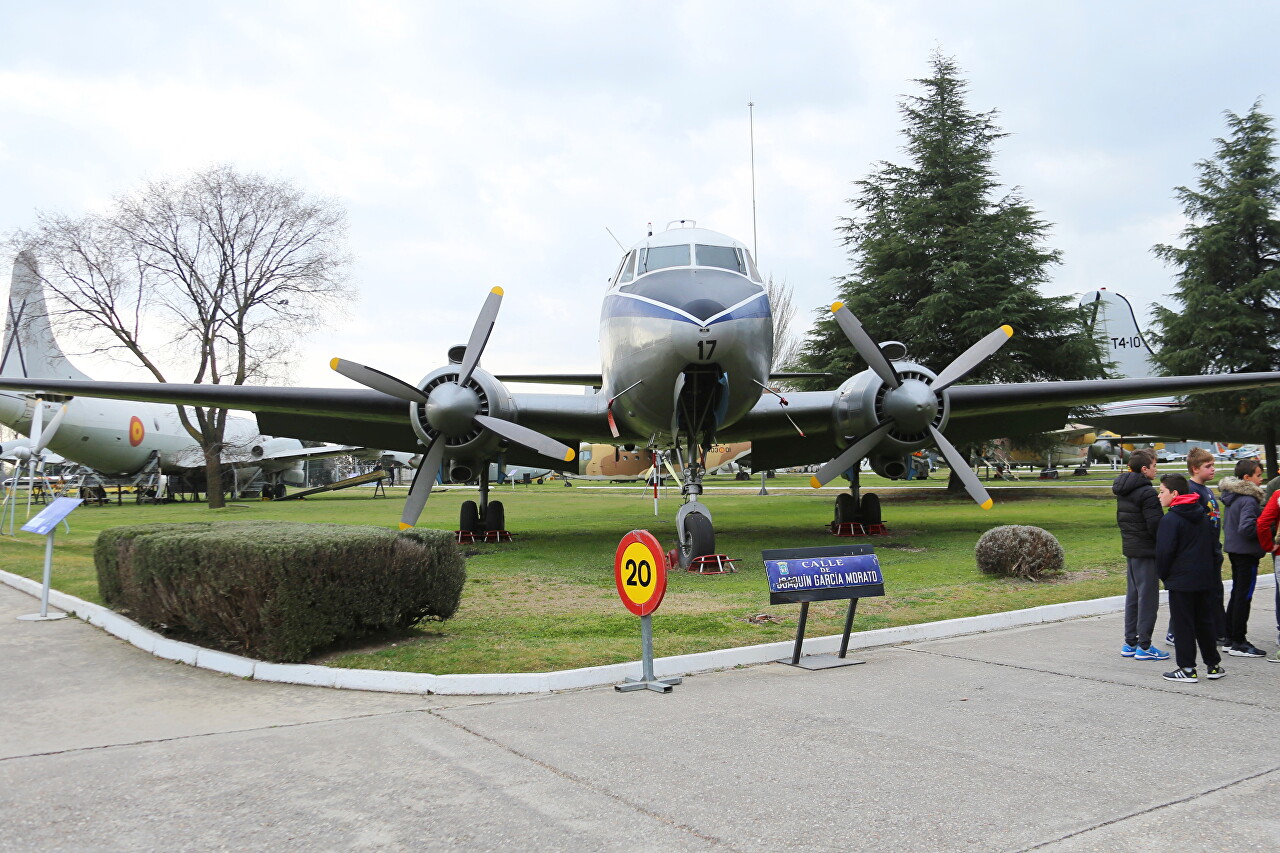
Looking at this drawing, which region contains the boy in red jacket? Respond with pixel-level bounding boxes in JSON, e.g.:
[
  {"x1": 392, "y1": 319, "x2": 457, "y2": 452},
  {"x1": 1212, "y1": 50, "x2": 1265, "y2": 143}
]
[{"x1": 1256, "y1": 486, "x2": 1280, "y2": 663}]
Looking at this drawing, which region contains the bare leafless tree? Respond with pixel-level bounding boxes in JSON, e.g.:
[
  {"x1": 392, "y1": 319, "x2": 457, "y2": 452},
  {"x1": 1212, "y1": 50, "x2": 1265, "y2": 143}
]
[
  {"x1": 14, "y1": 165, "x2": 353, "y2": 508},
  {"x1": 764, "y1": 274, "x2": 801, "y2": 374}
]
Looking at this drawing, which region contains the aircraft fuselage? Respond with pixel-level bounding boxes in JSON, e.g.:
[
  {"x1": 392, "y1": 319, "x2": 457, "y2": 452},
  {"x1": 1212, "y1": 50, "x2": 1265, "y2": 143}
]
[{"x1": 598, "y1": 226, "x2": 772, "y2": 447}]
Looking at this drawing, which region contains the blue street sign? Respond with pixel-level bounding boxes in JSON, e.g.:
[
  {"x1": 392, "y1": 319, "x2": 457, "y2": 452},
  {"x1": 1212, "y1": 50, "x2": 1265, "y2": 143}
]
[
  {"x1": 761, "y1": 544, "x2": 885, "y2": 604},
  {"x1": 21, "y1": 497, "x2": 83, "y2": 536}
]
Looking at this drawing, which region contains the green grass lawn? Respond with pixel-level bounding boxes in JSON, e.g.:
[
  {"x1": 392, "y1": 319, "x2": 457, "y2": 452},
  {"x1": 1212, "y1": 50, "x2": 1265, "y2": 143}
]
[{"x1": 0, "y1": 473, "x2": 1143, "y2": 674}]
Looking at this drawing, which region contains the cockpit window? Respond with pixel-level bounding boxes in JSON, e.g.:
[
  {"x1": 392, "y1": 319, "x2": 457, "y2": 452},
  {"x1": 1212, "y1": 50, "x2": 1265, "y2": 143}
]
[
  {"x1": 743, "y1": 249, "x2": 762, "y2": 282},
  {"x1": 617, "y1": 250, "x2": 636, "y2": 285},
  {"x1": 638, "y1": 244, "x2": 690, "y2": 273},
  {"x1": 694, "y1": 244, "x2": 743, "y2": 273}
]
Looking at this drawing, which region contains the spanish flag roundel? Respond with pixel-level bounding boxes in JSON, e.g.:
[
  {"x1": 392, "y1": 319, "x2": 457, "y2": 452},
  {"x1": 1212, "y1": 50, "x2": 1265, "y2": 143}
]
[{"x1": 129, "y1": 416, "x2": 145, "y2": 447}]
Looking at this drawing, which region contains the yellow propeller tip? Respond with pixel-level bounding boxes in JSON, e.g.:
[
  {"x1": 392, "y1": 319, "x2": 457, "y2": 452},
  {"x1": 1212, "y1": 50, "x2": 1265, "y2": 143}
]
[
  {"x1": 329, "y1": 358, "x2": 340, "y2": 370},
  {"x1": 809, "y1": 476, "x2": 822, "y2": 489},
  {"x1": 564, "y1": 449, "x2": 576, "y2": 462},
  {"x1": 491, "y1": 286, "x2": 504, "y2": 296},
  {"x1": 980, "y1": 499, "x2": 994, "y2": 510},
  {"x1": 398, "y1": 522, "x2": 415, "y2": 530},
  {"x1": 831, "y1": 301, "x2": 844, "y2": 313},
  {"x1": 1000, "y1": 325, "x2": 1013, "y2": 337}
]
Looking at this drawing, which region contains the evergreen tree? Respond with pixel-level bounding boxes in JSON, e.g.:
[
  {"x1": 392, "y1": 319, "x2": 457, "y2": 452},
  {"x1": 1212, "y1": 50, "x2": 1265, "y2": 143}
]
[
  {"x1": 792, "y1": 53, "x2": 1101, "y2": 388},
  {"x1": 1150, "y1": 101, "x2": 1280, "y2": 474}
]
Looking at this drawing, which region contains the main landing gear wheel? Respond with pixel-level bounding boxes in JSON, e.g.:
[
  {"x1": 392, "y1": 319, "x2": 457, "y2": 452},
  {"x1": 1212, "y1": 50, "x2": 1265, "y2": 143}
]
[
  {"x1": 484, "y1": 499, "x2": 505, "y2": 532},
  {"x1": 273, "y1": 483, "x2": 287, "y2": 500},
  {"x1": 460, "y1": 500, "x2": 480, "y2": 533},
  {"x1": 834, "y1": 492, "x2": 856, "y2": 525},
  {"x1": 679, "y1": 512, "x2": 715, "y2": 570},
  {"x1": 860, "y1": 493, "x2": 881, "y2": 527}
]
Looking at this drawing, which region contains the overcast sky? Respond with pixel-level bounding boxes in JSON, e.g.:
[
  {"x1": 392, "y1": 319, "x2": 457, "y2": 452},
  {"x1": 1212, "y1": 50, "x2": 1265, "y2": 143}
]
[{"x1": 1, "y1": 1, "x2": 1276, "y2": 390}]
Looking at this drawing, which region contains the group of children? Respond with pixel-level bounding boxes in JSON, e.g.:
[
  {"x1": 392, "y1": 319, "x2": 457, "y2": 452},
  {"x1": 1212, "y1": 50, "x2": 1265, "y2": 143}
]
[{"x1": 1114, "y1": 447, "x2": 1280, "y2": 683}]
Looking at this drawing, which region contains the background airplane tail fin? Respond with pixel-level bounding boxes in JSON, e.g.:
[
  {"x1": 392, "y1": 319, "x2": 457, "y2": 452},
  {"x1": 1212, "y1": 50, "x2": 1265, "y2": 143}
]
[
  {"x1": 1, "y1": 252, "x2": 93, "y2": 381},
  {"x1": 1079, "y1": 289, "x2": 1158, "y2": 380}
]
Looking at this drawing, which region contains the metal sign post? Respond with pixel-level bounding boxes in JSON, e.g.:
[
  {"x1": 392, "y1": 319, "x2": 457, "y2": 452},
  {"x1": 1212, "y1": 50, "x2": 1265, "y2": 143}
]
[
  {"x1": 16, "y1": 496, "x2": 82, "y2": 622},
  {"x1": 762, "y1": 544, "x2": 885, "y2": 670},
  {"x1": 614, "y1": 529, "x2": 680, "y2": 693}
]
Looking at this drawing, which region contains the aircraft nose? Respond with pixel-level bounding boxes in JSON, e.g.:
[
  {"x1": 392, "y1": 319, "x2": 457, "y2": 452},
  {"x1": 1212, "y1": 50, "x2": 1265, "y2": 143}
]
[{"x1": 680, "y1": 298, "x2": 726, "y2": 322}]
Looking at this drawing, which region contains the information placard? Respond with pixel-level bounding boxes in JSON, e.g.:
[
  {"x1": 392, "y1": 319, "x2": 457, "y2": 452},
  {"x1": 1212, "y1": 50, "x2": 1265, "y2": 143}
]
[{"x1": 21, "y1": 497, "x2": 83, "y2": 536}]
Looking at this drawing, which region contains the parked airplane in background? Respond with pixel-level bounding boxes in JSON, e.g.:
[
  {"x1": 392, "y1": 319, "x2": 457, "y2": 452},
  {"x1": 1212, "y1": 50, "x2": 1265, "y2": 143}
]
[
  {"x1": 1079, "y1": 289, "x2": 1272, "y2": 445},
  {"x1": 572, "y1": 441, "x2": 751, "y2": 481},
  {"x1": 5, "y1": 223, "x2": 1280, "y2": 566},
  {"x1": 0, "y1": 253, "x2": 350, "y2": 498}
]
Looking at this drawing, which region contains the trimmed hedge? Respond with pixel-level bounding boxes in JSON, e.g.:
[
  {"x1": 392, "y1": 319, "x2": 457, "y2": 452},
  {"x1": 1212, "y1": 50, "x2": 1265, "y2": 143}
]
[{"x1": 95, "y1": 522, "x2": 465, "y2": 662}]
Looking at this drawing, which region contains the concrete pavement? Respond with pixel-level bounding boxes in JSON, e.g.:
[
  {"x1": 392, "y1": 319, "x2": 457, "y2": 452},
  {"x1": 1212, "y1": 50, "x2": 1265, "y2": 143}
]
[{"x1": 2, "y1": 580, "x2": 1278, "y2": 852}]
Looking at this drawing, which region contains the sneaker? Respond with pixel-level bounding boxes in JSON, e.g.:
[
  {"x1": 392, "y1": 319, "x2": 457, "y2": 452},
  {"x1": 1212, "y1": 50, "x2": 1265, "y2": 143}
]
[
  {"x1": 1269, "y1": 650, "x2": 1280, "y2": 663},
  {"x1": 1121, "y1": 644, "x2": 1137, "y2": 657},
  {"x1": 1166, "y1": 631, "x2": 1176, "y2": 645},
  {"x1": 1162, "y1": 667, "x2": 1198, "y2": 683},
  {"x1": 1227, "y1": 644, "x2": 1266, "y2": 658},
  {"x1": 1219, "y1": 636, "x2": 1232, "y2": 648},
  {"x1": 1135, "y1": 645, "x2": 1170, "y2": 661},
  {"x1": 1206, "y1": 665, "x2": 1227, "y2": 679}
]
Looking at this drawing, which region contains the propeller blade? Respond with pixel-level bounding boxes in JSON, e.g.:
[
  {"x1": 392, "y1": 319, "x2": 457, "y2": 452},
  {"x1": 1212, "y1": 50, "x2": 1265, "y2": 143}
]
[
  {"x1": 330, "y1": 358, "x2": 429, "y2": 405},
  {"x1": 457, "y1": 287, "x2": 504, "y2": 387},
  {"x1": 928, "y1": 424, "x2": 993, "y2": 510},
  {"x1": 832, "y1": 302, "x2": 901, "y2": 389},
  {"x1": 29, "y1": 399, "x2": 43, "y2": 448},
  {"x1": 399, "y1": 437, "x2": 447, "y2": 529},
  {"x1": 809, "y1": 421, "x2": 895, "y2": 488},
  {"x1": 26, "y1": 401, "x2": 41, "y2": 517},
  {"x1": 931, "y1": 325, "x2": 1014, "y2": 392},
  {"x1": 474, "y1": 414, "x2": 576, "y2": 462},
  {"x1": 34, "y1": 404, "x2": 67, "y2": 453}
]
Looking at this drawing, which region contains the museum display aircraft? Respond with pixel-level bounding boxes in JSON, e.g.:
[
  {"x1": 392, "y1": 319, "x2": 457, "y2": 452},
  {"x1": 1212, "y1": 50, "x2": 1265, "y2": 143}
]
[
  {"x1": 1079, "y1": 288, "x2": 1274, "y2": 444},
  {"x1": 4, "y1": 222, "x2": 1280, "y2": 566},
  {"x1": 0, "y1": 253, "x2": 354, "y2": 499}
]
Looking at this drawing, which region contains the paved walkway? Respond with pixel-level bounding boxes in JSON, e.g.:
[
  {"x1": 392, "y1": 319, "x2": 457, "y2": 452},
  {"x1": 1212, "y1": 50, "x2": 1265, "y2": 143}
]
[{"x1": 2, "y1": 581, "x2": 1278, "y2": 852}]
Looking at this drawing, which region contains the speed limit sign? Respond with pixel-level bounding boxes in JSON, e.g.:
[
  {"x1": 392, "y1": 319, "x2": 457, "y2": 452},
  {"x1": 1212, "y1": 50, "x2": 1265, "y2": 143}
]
[{"x1": 614, "y1": 529, "x2": 667, "y2": 617}]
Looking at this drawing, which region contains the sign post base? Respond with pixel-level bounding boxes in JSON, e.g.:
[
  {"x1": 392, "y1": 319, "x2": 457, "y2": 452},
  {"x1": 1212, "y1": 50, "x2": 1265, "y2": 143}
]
[
  {"x1": 17, "y1": 612, "x2": 68, "y2": 622},
  {"x1": 615, "y1": 612, "x2": 681, "y2": 693},
  {"x1": 775, "y1": 653, "x2": 864, "y2": 670}
]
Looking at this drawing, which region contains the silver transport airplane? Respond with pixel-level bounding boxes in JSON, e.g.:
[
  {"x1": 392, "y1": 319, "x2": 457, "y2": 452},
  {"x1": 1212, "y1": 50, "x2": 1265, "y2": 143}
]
[
  {"x1": 4, "y1": 222, "x2": 1280, "y2": 566},
  {"x1": 0, "y1": 253, "x2": 354, "y2": 498}
]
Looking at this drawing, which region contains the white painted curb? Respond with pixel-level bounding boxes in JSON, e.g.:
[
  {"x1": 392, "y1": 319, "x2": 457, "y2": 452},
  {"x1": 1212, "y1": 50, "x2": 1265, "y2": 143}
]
[{"x1": 3, "y1": 566, "x2": 1274, "y2": 695}]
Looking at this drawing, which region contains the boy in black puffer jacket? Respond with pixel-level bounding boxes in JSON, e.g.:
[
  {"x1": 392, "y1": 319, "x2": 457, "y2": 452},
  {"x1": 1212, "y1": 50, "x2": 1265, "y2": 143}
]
[
  {"x1": 1156, "y1": 473, "x2": 1226, "y2": 683},
  {"x1": 1112, "y1": 449, "x2": 1167, "y2": 660}
]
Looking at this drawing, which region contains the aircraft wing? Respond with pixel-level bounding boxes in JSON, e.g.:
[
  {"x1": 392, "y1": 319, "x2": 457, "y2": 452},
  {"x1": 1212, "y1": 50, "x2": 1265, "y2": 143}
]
[
  {"x1": 724, "y1": 371, "x2": 1280, "y2": 470},
  {"x1": 0, "y1": 378, "x2": 611, "y2": 454}
]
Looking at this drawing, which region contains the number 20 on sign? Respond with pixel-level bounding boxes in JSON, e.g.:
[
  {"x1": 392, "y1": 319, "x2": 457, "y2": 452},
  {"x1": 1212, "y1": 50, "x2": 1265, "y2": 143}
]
[{"x1": 614, "y1": 530, "x2": 667, "y2": 616}]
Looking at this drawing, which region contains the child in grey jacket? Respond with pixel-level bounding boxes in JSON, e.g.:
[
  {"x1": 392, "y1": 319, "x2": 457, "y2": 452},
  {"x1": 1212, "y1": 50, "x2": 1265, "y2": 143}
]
[{"x1": 1219, "y1": 459, "x2": 1267, "y2": 657}]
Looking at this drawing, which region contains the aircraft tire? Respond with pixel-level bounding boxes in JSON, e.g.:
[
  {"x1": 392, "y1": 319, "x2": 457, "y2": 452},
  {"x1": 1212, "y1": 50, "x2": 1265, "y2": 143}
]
[
  {"x1": 859, "y1": 493, "x2": 882, "y2": 526},
  {"x1": 484, "y1": 499, "x2": 505, "y2": 532},
  {"x1": 834, "y1": 492, "x2": 857, "y2": 525},
  {"x1": 679, "y1": 512, "x2": 715, "y2": 568},
  {"x1": 274, "y1": 483, "x2": 287, "y2": 499},
  {"x1": 460, "y1": 500, "x2": 480, "y2": 533}
]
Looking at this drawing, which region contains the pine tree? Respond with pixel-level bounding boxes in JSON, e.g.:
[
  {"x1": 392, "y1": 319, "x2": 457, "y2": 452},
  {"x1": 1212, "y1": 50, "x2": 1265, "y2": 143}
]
[
  {"x1": 792, "y1": 52, "x2": 1101, "y2": 388},
  {"x1": 1150, "y1": 101, "x2": 1280, "y2": 473}
]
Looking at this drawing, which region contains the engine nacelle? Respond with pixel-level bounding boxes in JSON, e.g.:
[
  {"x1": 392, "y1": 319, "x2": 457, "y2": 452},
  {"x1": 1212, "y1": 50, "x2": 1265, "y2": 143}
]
[
  {"x1": 408, "y1": 365, "x2": 514, "y2": 462},
  {"x1": 870, "y1": 454, "x2": 910, "y2": 480},
  {"x1": 831, "y1": 360, "x2": 950, "y2": 456}
]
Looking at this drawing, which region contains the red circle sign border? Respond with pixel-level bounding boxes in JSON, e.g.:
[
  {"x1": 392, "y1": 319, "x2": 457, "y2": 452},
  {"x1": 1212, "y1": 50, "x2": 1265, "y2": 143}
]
[{"x1": 614, "y1": 529, "x2": 667, "y2": 617}]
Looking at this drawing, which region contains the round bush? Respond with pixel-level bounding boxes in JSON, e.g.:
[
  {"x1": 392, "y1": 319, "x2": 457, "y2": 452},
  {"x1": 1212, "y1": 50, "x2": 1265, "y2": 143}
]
[{"x1": 975, "y1": 525, "x2": 1064, "y2": 579}]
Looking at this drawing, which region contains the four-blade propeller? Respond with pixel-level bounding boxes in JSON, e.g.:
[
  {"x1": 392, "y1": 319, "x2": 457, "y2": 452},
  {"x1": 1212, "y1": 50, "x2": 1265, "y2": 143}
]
[
  {"x1": 332, "y1": 286, "x2": 574, "y2": 529},
  {"x1": 810, "y1": 302, "x2": 1014, "y2": 510}
]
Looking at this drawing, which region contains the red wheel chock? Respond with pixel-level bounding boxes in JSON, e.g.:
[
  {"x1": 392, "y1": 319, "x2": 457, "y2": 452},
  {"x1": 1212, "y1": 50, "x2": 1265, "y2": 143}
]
[
  {"x1": 829, "y1": 522, "x2": 887, "y2": 537},
  {"x1": 688, "y1": 554, "x2": 739, "y2": 574},
  {"x1": 455, "y1": 530, "x2": 514, "y2": 543}
]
